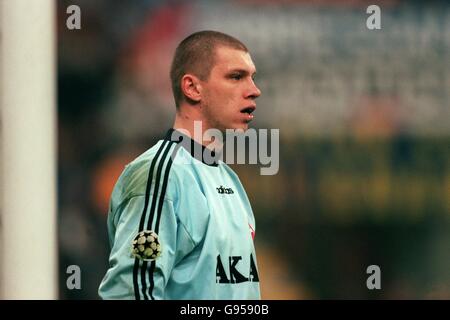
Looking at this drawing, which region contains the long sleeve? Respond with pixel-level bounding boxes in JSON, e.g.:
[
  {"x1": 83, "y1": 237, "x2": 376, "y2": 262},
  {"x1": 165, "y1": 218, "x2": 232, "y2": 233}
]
[{"x1": 99, "y1": 194, "x2": 195, "y2": 300}]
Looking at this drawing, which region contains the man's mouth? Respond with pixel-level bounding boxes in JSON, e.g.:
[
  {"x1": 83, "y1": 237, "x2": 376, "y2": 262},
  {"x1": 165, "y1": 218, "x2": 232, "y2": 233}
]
[
  {"x1": 240, "y1": 106, "x2": 256, "y2": 115},
  {"x1": 240, "y1": 105, "x2": 256, "y2": 123}
]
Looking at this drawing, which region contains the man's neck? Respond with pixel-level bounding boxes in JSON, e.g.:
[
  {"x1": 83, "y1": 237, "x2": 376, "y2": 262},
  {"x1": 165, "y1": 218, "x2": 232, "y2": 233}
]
[{"x1": 173, "y1": 112, "x2": 223, "y2": 152}]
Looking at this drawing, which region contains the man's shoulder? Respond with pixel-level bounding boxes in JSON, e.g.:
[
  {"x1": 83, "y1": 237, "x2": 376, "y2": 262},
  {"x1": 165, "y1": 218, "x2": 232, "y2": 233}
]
[
  {"x1": 113, "y1": 140, "x2": 200, "y2": 203},
  {"x1": 113, "y1": 140, "x2": 165, "y2": 199}
]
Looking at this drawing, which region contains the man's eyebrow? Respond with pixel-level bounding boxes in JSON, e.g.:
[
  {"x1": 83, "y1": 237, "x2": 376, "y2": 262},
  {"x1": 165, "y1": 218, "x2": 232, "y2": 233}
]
[{"x1": 227, "y1": 69, "x2": 257, "y2": 76}]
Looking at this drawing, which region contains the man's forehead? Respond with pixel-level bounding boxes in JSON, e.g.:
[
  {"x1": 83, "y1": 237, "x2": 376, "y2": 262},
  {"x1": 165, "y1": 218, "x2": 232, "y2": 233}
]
[{"x1": 213, "y1": 46, "x2": 256, "y2": 72}]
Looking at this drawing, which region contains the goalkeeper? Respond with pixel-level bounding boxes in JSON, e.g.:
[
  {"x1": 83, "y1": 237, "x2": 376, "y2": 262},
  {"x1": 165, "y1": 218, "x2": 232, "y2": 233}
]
[{"x1": 99, "y1": 31, "x2": 262, "y2": 300}]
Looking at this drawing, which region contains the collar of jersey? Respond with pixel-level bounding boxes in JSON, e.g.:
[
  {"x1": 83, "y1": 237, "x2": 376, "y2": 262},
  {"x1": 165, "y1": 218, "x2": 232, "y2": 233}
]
[{"x1": 165, "y1": 128, "x2": 220, "y2": 167}]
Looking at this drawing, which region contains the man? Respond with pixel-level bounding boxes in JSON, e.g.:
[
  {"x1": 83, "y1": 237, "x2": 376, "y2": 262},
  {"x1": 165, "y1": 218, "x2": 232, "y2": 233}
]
[{"x1": 99, "y1": 30, "x2": 261, "y2": 299}]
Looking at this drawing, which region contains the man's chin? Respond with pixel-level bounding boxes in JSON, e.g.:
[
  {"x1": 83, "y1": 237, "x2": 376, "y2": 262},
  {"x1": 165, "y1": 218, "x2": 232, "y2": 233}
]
[{"x1": 227, "y1": 122, "x2": 250, "y2": 132}]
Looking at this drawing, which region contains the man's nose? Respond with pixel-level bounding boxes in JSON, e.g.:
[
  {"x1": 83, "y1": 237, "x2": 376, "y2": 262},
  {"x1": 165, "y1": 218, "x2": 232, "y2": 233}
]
[{"x1": 247, "y1": 79, "x2": 261, "y2": 99}]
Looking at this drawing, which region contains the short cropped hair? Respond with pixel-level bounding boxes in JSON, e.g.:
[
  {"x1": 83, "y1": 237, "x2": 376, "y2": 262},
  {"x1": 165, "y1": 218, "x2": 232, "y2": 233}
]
[{"x1": 170, "y1": 30, "x2": 248, "y2": 108}]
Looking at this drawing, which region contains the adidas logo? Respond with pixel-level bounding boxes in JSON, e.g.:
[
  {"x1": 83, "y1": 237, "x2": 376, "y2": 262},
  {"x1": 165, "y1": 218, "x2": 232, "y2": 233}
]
[{"x1": 216, "y1": 185, "x2": 234, "y2": 194}]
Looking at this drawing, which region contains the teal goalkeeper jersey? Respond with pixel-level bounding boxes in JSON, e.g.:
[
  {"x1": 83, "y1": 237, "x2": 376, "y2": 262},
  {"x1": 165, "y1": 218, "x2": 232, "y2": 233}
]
[{"x1": 98, "y1": 129, "x2": 260, "y2": 300}]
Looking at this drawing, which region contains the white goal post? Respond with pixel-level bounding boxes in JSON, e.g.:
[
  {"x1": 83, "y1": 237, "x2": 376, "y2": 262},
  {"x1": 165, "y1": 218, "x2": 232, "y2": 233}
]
[{"x1": 0, "y1": 0, "x2": 57, "y2": 299}]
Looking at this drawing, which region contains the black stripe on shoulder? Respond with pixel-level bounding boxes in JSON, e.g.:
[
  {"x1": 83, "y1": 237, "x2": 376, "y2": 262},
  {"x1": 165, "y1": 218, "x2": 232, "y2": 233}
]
[
  {"x1": 146, "y1": 141, "x2": 176, "y2": 233},
  {"x1": 138, "y1": 139, "x2": 170, "y2": 231},
  {"x1": 133, "y1": 139, "x2": 170, "y2": 300},
  {"x1": 154, "y1": 143, "x2": 181, "y2": 234},
  {"x1": 139, "y1": 140, "x2": 179, "y2": 300},
  {"x1": 140, "y1": 260, "x2": 149, "y2": 300},
  {"x1": 147, "y1": 143, "x2": 183, "y2": 299},
  {"x1": 133, "y1": 259, "x2": 141, "y2": 300},
  {"x1": 148, "y1": 261, "x2": 156, "y2": 300}
]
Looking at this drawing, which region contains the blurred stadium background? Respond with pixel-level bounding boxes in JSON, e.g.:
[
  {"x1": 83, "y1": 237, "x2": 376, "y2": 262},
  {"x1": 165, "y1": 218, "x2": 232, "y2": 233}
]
[{"x1": 2, "y1": 0, "x2": 449, "y2": 299}]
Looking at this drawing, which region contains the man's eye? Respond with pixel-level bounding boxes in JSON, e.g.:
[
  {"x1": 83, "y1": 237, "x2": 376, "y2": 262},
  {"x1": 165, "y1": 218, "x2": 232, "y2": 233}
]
[{"x1": 231, "y1": 74, "x2": 242, "y2": 80}]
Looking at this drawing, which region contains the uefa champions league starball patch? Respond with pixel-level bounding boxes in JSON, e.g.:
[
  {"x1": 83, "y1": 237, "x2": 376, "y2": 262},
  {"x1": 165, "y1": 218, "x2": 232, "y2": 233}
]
[{"x1": 131, "y1": 230, "x2": 162, "y2": 261}]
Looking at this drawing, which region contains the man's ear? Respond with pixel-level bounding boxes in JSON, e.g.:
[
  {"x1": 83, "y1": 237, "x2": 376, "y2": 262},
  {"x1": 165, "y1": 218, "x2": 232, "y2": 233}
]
[{"x1": 181, "y1": 74, "x2": 202, "y2": 103}]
